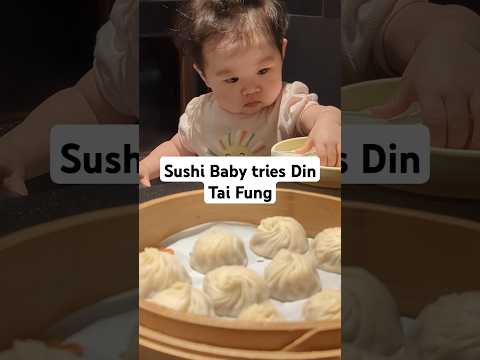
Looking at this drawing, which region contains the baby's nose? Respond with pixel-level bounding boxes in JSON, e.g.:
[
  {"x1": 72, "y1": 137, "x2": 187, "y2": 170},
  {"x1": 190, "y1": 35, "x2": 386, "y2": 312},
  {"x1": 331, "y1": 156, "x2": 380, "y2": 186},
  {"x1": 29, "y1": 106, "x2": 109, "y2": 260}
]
[{"x1": 242, "y1": 85, "x2": 261, "y2": 97}]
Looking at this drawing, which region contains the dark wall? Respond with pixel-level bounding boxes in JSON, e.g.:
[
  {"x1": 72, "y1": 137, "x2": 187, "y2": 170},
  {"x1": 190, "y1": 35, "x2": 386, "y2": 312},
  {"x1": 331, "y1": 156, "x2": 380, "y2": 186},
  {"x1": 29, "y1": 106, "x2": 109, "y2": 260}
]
[
  {"x1": 1, "y1": 2, "x2": 100, "y2": 113},
  {"x1": 431, "y1": 0, "x2": 479, "y2": 12},
  {"x1": 283, "y1": 14, "x2": 340, "y2": 107},
  {"x1": 282, "y1": 1, "x2": 341, "y2": 106},
  {"x1": 286, "y1": 0, "x2": 340, "y2": 17}
]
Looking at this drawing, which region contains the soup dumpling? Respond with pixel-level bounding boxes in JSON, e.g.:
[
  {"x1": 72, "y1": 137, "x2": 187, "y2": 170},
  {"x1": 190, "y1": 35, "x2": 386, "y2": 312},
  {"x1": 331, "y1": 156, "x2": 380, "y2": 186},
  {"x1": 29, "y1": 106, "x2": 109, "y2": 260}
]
[
  {"x1": 148, "y1": 282, "x2": 214, "y2": 317},
  {"x1": 417, "y1": 291, "x2": 480, "y2": 360},
  {"x1": 310, "y1": 227, "x2": 341, "y2": 274},
  {"x1": 250, "y1": 216, "x2": 308, "y2": 259},
  {"x1": 238, "y1": 301, "x2": 285, "y2": 322},
  {"x1": 139, "y1": 247, "x2": 191, "y2": 299},
  {"x1": 190, "y1": 227, "x2": 247, "y2": 274},
  {"x1": 203, "y1": 266, "x2": 269, "y2": 317},
  {"x1": 303, "y1": 289, "x2": 341, "y2": 321},
  {"x1": 265, "y1": 249, "x2": 321, "y2": 302}
]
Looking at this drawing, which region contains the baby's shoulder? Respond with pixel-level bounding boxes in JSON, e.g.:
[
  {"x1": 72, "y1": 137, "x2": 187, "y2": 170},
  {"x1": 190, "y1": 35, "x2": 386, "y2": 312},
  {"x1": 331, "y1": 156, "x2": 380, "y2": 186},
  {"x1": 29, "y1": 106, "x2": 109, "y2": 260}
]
[
  {"x1": 279, "y1": 82, "x2": 317, "y2": 108},
  {"x1": 278, "y1": 81, "x2": 319, "y2": 118},
  {"x1": 184, "y1": 92, "x2": 215, "y2": 117},
  {"x1": 281, "y1": 81, "x2": 311, "y2": 97}
]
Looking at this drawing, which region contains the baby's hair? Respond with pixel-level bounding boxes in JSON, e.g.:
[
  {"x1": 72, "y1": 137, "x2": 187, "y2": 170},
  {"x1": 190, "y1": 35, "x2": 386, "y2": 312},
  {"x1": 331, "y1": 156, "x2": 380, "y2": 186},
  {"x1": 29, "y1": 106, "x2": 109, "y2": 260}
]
[{"x1": 176, "y1": 0, "x2": 288, "y2": 70}]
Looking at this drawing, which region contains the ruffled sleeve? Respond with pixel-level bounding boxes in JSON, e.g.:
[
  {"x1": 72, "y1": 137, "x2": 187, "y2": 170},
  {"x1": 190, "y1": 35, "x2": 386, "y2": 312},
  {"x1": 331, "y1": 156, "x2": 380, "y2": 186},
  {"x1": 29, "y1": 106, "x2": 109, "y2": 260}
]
[
  {"x1": 178, "y1": 96, "x2": 203, "y2": 153},
  {"x1": 93, "y1": 0, "x2": 138, "y2": 117},
  {"x1": 277, "y1": 82, "x2": 319, "y2": 140}
]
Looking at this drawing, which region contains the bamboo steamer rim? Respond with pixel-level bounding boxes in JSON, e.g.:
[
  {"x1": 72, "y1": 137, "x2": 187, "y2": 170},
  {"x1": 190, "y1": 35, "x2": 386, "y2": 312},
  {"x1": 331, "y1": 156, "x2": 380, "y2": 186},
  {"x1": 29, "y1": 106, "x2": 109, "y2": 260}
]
[
  {"x1": 141, "y1": 299, "x2": 340, "y2": 332},
  {"x1": 139, "y1": 188, "x2": 340, "y2": 214},
  {"x1": 140, "y1": 326, "x2": 341, "y2": 360},
  {"x1": 140, "y1": 188, "x2": 341, "y2": 331},
  {"x1": 343, "y1": 200, "x2": 480, "y2": 231},
  {"x1": 0, "y1": 204, "x2": 136, "y2": 252}
]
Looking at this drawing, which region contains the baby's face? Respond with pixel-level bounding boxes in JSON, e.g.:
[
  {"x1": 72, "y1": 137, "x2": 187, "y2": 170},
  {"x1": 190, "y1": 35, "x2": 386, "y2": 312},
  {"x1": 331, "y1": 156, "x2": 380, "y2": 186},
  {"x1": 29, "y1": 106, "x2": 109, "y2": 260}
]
[{"x1": 199, "y1": 36, "x2": 285, "y2": 115}]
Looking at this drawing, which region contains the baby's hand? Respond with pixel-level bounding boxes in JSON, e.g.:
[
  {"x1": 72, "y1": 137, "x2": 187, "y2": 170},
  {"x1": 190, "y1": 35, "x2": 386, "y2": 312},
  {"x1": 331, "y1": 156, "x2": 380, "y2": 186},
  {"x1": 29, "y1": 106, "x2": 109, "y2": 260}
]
[
  {"x1": 297, "y1": 108, "x2": 341, "y2": 167},
  {"x1": 0, "y1": 150, "x2": 28, "y2": 197},
  {"x1": 139, "y1": 159, "x2": 153, "y2": 188},
  {"x1": 371, "y1": 34, "x2": 480, "y2": 149}
]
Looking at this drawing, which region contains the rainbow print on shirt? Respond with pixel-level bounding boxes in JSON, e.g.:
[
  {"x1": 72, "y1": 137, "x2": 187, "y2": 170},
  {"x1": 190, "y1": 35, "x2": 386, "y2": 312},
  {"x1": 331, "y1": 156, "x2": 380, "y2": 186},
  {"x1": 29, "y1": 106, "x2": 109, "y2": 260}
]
[{"x1": 208, "y1": 129, "x2": 267, "y2": 156}]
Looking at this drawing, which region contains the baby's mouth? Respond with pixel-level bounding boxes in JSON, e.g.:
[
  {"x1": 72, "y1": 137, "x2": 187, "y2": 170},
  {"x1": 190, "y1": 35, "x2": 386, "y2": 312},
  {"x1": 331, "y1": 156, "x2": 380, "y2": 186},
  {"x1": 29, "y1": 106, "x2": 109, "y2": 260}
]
[{"x1": 244, "y1": 101, "x2": 261, "y2": 108}]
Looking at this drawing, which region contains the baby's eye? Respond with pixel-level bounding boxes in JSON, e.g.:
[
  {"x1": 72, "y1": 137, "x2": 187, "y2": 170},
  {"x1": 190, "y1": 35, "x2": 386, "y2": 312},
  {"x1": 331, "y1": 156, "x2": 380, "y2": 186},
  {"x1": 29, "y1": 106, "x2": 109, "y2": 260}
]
[
  {"x1": 224, "y1": 77, "x2": 239, "y2": 84},
  {"x1": 258, "y1": 68, "x2": 270, "y2": 75}
]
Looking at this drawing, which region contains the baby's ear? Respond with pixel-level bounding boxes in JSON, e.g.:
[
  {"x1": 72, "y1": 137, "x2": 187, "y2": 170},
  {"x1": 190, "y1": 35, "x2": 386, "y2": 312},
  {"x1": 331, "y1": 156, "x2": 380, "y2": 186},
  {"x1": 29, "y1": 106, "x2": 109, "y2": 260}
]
[
  {"x1": 193, "y1": 64, "x2": 208, "y2": 86},
  {"x1": 281, "y1": 38, "x2": 288, "y2": 59}
]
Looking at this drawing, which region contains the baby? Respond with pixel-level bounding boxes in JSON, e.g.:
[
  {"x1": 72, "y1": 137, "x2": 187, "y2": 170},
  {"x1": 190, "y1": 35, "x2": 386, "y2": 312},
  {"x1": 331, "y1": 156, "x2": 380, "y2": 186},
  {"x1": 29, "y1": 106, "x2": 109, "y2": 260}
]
[{"x1": 139, "y1": 0, "x2": 341, "y2": 187}]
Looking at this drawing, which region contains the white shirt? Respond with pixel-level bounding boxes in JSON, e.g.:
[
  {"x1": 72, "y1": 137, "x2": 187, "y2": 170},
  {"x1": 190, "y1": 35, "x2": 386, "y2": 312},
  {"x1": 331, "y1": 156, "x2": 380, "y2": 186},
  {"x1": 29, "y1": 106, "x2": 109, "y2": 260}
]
[{"x1": 178, "y1": 82, "x2": 318, "y2": 156}]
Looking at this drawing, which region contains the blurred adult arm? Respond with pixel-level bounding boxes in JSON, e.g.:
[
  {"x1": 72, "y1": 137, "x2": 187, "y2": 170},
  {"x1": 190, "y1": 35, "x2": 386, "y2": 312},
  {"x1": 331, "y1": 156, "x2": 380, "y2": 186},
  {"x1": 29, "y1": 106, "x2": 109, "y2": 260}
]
[
  {"x1": 0, "y1": 69, "x2": 136, "y2": 195},
  {"x1": 371, "y1": 1, "x2": 480, "y2": 148}
]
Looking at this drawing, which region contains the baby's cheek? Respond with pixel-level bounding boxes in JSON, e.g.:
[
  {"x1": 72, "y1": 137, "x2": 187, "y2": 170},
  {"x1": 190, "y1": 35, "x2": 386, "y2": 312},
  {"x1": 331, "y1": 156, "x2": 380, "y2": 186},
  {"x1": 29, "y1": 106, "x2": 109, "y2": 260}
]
[
  {"x1": 214, "y1": 87, "x2": 229, "y2": 101},
  {"x1": 267, "y1": 80, "x2": 283, "y2": 102},
  {"x1": 218, "y1": 90, "x2": 241, "y2": 111},
  {"x1": 225, "y1": 91, "x2": 240, "y2": 108}
]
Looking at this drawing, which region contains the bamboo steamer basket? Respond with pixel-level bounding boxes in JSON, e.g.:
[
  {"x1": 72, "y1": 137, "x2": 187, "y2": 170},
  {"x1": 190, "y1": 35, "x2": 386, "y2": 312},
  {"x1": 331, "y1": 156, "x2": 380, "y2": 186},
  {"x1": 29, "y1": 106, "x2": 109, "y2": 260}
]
[
  {"x1": 342, "y1": 200, "x2": 480, "y2": 317},
  {"x1": 140, "y1": 326, "x2": 341, "y2": 360},
  {"x1": 0, "y1": 205, "x2": 137, "y2": 351},
  {"x1": 1, "y1": 192, "x2": 478, "y2": 357},
  {"x1": 139, "y1": 189, "x2": 341, "y2": 359}
]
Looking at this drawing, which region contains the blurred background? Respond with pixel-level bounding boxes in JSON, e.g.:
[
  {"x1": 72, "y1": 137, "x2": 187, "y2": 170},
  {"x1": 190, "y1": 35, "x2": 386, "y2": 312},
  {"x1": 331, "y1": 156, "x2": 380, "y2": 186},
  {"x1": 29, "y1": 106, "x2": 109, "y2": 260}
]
[
  {"x1": 1, "y1": 0, "x2": 478, "y2": 149},
  {"x1": 2, "y1": 0, "x2": 479, "y2": 139},
  {"x1": 1, "y1": 1, "x2": 115, "y2": 137}
]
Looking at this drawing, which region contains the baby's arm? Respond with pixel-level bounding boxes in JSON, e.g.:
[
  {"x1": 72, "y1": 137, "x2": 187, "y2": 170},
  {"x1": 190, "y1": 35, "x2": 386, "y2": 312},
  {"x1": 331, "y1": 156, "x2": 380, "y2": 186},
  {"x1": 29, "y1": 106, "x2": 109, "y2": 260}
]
[
  {"x1": 376, "y1": 1, "x2": 480, "y2": 75},
  {"x1": 0, "y1": 69, "x2": 135, "y2": 196},
  {"x1": 372, "y1": 1, "x2": 480, "y2": 148},
  {"x1": 297, "y1": 105, "x2": 341, "y2": 167},
  {"x1": 139, "y1": 133, "x2": 194, "y2": 187}
]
